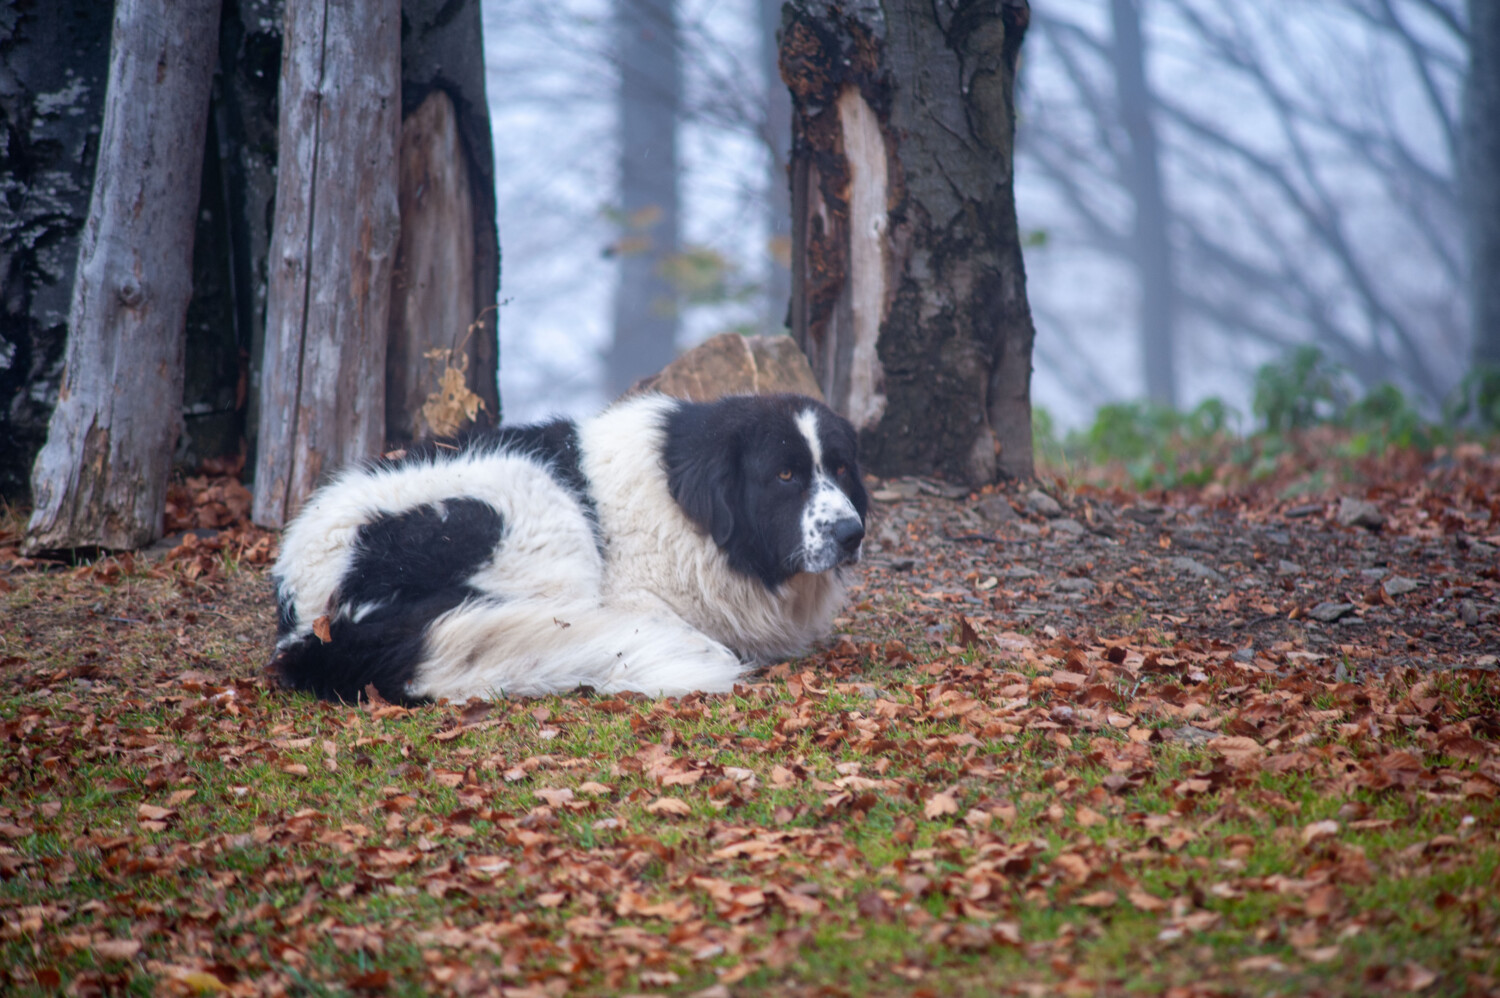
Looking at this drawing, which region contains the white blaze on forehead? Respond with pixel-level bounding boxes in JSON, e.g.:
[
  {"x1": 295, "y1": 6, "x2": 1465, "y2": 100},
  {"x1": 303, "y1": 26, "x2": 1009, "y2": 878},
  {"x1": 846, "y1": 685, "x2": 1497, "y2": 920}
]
[{"x1": 794, "y1": 409, "x2": 824, "y2": 470}]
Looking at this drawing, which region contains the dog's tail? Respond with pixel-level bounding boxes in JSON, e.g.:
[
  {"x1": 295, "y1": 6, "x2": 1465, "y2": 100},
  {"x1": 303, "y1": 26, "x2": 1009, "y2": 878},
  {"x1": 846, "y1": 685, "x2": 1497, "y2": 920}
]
[{"x1": 409, "y1": 599, "x2": 750, "y2": 700}]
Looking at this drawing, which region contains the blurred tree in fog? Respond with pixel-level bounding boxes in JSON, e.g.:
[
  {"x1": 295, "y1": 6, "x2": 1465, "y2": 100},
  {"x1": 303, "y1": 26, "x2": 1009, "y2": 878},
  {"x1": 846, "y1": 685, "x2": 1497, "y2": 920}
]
[
  {"x1": 1464, "y1": 0, "x2": 1500, "y2": 378},
  {"x1": 1021, "y1": 0, "x2": 1468, "y2": 412}
]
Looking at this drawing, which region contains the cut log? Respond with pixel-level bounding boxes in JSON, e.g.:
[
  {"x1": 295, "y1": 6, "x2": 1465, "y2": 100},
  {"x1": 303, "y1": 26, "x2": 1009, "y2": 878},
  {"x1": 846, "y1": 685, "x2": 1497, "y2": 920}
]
[
  {"x1": 252, "y1": 0, "x2": 401, "y2": 527},
  {"x1": 386, "y1": 89, "x2": 481, "y2": 444},
  {"x1": 24, "y1": 0, "x2": 223, "y2": 551}
]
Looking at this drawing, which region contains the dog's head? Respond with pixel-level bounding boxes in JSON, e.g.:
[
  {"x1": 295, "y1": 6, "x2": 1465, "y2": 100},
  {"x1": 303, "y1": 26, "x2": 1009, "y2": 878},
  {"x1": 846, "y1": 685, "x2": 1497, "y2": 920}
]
[{"x1": 665, "y1": 394, "x2": 869, "y2": 589}]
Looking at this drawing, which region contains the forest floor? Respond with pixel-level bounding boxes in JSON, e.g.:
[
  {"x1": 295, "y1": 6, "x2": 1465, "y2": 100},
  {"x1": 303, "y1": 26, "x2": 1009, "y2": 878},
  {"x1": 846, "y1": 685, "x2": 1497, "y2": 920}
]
[{"x1": 1, "y1": 441, "x2": 1498, "y2": 997}]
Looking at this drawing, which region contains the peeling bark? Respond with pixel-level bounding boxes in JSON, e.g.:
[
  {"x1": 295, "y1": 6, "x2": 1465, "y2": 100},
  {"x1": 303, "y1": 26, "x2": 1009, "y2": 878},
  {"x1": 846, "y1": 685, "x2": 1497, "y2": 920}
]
[
  {"x1": 252, "y1": 0, "x2": 400, "y2": 527},
  {"x1": 25, "y1": 0, "x2": 222, "y2": 551},
  {"x1": 783, "y1": 0, "x2": 1036, "y2": 484}
]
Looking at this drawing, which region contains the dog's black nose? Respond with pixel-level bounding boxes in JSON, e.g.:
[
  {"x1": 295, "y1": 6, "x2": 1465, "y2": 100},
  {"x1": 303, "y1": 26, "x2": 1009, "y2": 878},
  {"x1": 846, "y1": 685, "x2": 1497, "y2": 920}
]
[{"x1": 833, "y1": 517, "x2": 865, "y2": 554}]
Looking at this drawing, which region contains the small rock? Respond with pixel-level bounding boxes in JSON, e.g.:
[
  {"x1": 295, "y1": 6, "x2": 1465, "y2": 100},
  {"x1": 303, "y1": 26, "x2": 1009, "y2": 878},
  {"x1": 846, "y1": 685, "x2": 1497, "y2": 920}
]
[
  {"x1": 975, "y1": 495, "x2": 1019, "y2": 526},
  {"x1": 1383, "y1": 576, "x2": 1420, "y2": 597},
  {"x1": 1359, "y1": 568, "x2": 1388, "y2": 581},
  {"x1": 1276, "y1": 560, "x2": 1303, "y2": 576},
  {"x1": 1262, "y1": 529, "x2": 1291, "y2": 545},
  {"x1": 1001, "y1": 566, "x2": 1037, "y2": 580},
  {"x1": 1171, "y1": 528, "x2": 1217, "y2": 552},
  {"x1": 1232, "y1": 647, "x2": 1255, "y2": 663},
  {"x1": 1025, "y1": 490, "x2": 1063, "y2": 518},
  {"x1": 1336, "y1": 497, "x2": 1385, "y2": 531},
  {"x1": 918, "y1": 479, "x2": 972, "y2": 500},
  {"x1": 1459, "y1": 599, "x2": 1481, "y2": 627},
  {"x1": 1055, "y1": 577, "x2": 1094, "y2": 593},
  {"x1": 1169, "y1": 556, "x2": 1224, "y2": 583},
  {"x1": 630, "y1": 331, "x2": 823, "y2": 401},
  {"x1": 1169, "y1": 725, "x2": 1216, "y2": 746},
  {"x1": 1124, "y1": 504, "x2": 1166, "y2": 525},
  {"x1": 872, "y1": 479, "x2": 922, "y2": 501},
  {"x1": 1308, "y1": 602, "x2": 1355, "y2": 623},
  {"x1": 1284, "y1": 503, "x2": 1323, "y2": 519},
  {"x1": 1051, "y1": 518, "x2": 1086, "y2": 536}
]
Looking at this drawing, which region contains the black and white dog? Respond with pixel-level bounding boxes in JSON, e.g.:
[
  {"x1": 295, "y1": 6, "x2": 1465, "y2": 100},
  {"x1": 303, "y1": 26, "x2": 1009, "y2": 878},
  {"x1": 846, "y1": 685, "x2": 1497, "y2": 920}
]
[{"x1": 269, "y1": 393, "x2": 868, "y2": 702}]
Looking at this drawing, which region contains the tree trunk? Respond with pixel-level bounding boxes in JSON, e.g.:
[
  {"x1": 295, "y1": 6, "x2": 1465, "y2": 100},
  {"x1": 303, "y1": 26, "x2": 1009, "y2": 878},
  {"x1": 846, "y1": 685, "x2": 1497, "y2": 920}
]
[
  {"x1": 24, "y1": 0, "x2": 222, "y2": 551},
  {"x1": 783, "y1": 0, "x2": 1036, "y2": 484},
  {"x1": 252, "y1": 0, "x2": 400, "y2": 527},
  {"x1": 760, "y1": 0, "x2": 794, "y2": 334},
  {"x1": 399, "y1": 0, "x2": 502, "y2": 424},
  {"x1": 608, "y1": 0, "x2": 682, "y2": 395},
  {"x1": 0, "y1": 2, "x2": 114, "y2": 503},
  {"x1": 1465, "y1": 0, "x2": 1500, "y2": 373},
  {"x1": 1110, "y1": 0, "x2": 1177, "y2": 409},
  {"x1": 386, "y1": 89, "x2": 479, "y2": 444}
]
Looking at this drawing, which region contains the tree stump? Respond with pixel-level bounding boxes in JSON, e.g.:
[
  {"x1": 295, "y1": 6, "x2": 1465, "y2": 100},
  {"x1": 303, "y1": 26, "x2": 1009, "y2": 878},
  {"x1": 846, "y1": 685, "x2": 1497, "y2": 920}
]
[
  {"x1": 252, "y1": 0, "x2": 401, "y2": 527},
  {"x1": 25, "y1": 0, "x2": 222, "y2": 551}
]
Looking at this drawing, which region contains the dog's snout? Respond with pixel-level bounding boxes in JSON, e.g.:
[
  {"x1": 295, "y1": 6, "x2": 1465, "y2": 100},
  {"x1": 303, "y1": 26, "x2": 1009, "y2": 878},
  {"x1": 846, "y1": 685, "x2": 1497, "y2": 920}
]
[{"x1": 833, "y1": 517, "x2": 865, "y2": 554}]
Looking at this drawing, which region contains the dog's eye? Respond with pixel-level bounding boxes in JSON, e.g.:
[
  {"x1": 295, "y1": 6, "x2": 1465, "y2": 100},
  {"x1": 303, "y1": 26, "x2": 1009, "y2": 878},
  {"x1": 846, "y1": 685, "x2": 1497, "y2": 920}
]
[{"x1": 778, "y1": 469, "x2": 795, "y2": 482}]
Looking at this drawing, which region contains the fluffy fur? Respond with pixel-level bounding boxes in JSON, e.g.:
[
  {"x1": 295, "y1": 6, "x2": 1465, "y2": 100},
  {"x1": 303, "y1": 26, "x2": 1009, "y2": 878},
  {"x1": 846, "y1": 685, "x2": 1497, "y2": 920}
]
[{"x1": 269, "y1": 392, "x2": 868, "y2": 701}]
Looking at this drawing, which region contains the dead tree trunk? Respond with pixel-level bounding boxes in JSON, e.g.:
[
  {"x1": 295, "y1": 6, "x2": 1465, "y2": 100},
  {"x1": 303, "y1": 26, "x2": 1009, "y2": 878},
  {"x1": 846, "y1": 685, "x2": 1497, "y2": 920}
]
[
  {"x1": 252, "y1": 0, "x2": 400, "y2": 527},
  {"x1": 25, "y1": 0, "x2": 222, "y2": 551},
  {"x1": 783, "y1": 0, "x2": 1036, "y2": 485}
]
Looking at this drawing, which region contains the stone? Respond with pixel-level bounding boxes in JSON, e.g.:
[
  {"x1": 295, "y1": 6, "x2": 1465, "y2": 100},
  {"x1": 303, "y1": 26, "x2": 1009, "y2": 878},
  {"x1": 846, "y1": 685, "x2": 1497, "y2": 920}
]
[
  {"x1": 629, "y1": 332, "x2": 824, "y2": 402},
  {"x1": 1055, "y1": 577, "x2": 1094, "y2": 593},
  {"x1": 1308, "y1": 601, "x2": 1355, "y2": 623},
  {"x1": 975, "y1": 495, "x2": 1019, "y2": 526},
  {"x1": 1025, "y1": 490, "x2": 1063, "y2": 518},
  {"x1": 1336, "y1": 497, "x2": 1385, "y2": 530},
  {"x1": 1169, "y1": 556, "x2": 1223, "y2": 583},
  {"x1": 1276, "y1": 560, "x2": 1303, "y2": 576},
  {"x1": 1382, "y1": 576, "x2": 1420, "y2": 597},
  {"x1": 1169, "y1": 725, "x2": 1216, "y2": 746},
  {"x1": 1051, "y1": 518, "x2": 1086, "y2": 536}
]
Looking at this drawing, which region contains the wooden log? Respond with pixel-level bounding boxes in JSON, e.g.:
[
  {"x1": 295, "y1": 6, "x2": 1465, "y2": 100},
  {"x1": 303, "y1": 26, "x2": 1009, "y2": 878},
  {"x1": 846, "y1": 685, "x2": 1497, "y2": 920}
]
[
  {"x1": 386, "y1": 89, "x2": 480, "y2": 444},
  {"x1": 252, "y1": 0, "x2": 401, "y2": 527},
  {"x1": 24, "y1": 0, "x2": 223, "y2": 551}
]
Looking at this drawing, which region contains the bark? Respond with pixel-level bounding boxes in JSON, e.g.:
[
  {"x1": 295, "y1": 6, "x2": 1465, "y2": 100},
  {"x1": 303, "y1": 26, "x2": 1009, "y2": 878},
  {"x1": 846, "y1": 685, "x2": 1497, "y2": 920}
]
[
  {"x1": 0, "y1": 1, "x2": 114, "y2": 503},
  {"x1": 1110, "y1": 0, "x2": 1177, "y2": 409},
  {"x1": 400, "y1": 0, "x2": 501, "y2": 422},
  {"x1": 25, "y1": 0, "x2": 222, "y2": 551},
  {"x1": 760, "y1": 0, "x2": 794, "y2": 333},
  {"x1": 1465, "y1": 0, "x2": 1500, "y2": 371},
  {"x1": 608, "y1": 0, "x2": 682, "y2": 395},
  {"x1": 252, "y1": 0, "x2": 400, "y2": 527},
  {"x1": 386, "y1": 89, "x2": 478, "y2": 444},
  {"x1": 783, "y1": 0, "x2": 1035, "y2": 484}
]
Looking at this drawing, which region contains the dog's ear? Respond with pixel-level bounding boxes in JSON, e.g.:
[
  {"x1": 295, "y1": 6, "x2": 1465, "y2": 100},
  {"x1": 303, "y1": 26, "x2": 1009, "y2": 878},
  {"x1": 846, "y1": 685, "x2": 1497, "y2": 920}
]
[
  {"x1": 664, "y1": 404, "x2": 739, "y2": 547},
  {"x1": 668, "y1": 446, "x2": 738, "y2": 546}
]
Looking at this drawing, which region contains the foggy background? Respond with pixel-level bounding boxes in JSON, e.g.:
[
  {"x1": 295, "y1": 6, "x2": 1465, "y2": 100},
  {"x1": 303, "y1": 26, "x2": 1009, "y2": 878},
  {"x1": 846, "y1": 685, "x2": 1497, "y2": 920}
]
[{"x1": 480, "y1": 0, "x2": 1468, "y2": 431}]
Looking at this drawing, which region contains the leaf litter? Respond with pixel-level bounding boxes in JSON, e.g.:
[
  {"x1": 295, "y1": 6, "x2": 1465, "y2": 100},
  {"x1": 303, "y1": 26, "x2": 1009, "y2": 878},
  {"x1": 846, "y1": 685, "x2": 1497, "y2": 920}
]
[{"x1": 0, "y1": 442, "x2": 1498, "y2": 996}]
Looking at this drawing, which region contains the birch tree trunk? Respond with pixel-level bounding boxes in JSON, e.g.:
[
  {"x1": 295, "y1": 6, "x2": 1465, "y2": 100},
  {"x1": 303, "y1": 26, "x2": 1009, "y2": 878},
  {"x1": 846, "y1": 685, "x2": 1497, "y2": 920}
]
[
  {"x1": 25, "y1": 0, "x2": 222, "y2": 551},
  {"x1": 252, "y1": 0, "x2": 400, "y2": 527},
  {"x1": 783, "y1": 0, "x2": 1036, "y2": 484}
]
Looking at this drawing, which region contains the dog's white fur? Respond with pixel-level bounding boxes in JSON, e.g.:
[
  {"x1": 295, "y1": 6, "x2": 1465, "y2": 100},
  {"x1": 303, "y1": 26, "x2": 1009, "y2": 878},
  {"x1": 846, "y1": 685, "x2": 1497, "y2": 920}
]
[{"x1": 273, "y1": 394, "x2": 850, "y2": 699}]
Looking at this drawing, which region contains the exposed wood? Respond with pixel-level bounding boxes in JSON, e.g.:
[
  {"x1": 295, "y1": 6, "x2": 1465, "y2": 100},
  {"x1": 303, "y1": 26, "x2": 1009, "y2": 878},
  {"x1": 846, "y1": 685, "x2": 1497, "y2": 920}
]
[
  {"x1": 24, "y1": 0, "x2": 222, "y2": 551},
  {"x1": 252, "y1": 0, "x2": 401, "y2": 528},
  {"x1": 386, "y1": 90, "x2": 479, "y2": 445},
  {"x1": 782, "y1": 0, "x2": 1036, "y2": 484},
  {"x1": 399, "y1": 0, "x2": 501, "y2": 421}
]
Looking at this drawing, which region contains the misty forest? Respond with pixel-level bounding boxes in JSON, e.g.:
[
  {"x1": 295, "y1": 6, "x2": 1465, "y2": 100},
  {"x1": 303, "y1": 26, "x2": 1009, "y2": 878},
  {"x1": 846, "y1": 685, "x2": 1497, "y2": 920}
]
[{"x1": 1, "y1": 0, "x2": 1499, "y2": 995}]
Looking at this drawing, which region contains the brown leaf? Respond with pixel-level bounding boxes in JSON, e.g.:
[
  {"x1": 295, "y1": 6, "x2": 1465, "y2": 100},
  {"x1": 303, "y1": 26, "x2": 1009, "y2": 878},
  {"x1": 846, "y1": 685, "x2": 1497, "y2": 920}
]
[
  {"x1": 312, "y1": 615, "x2": 332, "y2": 643},
  {"x1": 1301, "y1": 819, "x2": 1340, "y2": 847},
  {"x1": 92, "y1": 939, "x2": 142, "y2": 960},
  {"x1": 923, "y1": 792, "x2": 959, "y2": 819},
  {"x1": 646, "y1": 796, "x2": 692, "y2": 817}
]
